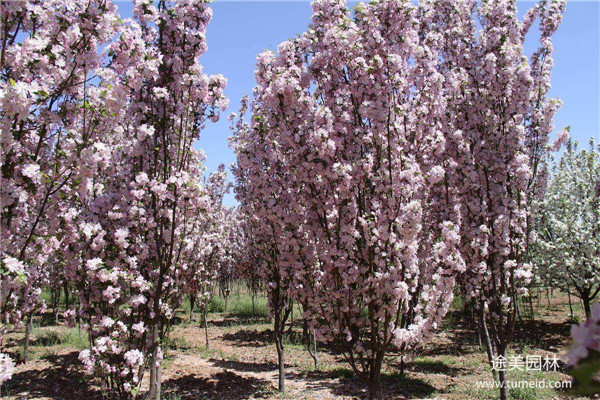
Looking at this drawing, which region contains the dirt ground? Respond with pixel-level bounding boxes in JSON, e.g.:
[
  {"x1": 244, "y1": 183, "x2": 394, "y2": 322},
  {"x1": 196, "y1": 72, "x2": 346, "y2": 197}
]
[{"x1": 2, "y1": 290, "x2": 595, "y2": 400}]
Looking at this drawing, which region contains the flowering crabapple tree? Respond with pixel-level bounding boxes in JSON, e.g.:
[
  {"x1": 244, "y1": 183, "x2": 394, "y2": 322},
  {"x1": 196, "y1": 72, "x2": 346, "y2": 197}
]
[
  {"x1": 1, "y1": 0, "x2": 122, "y2": 367},
  {"x1": 231, "y1": 96, "x2": 296, "y2": 392},
  {"x1": 429, "y1": 0, "x2": 566, "y2": 398},
  {"x1": 236, "y1": 241, "x2": 263, "y2": 316},
  {"x1": 533, "y1": 139, "x2": 600, "y2": 318},
  {"x1": 61, "y1": 1, "x2": 227, "y2": 398},
  {"x1": 183, "y1": 165, "x2": 231, "y2": 348},
  {"x1": 233, "y1": 0, "x2": 468, "y2": 396}
]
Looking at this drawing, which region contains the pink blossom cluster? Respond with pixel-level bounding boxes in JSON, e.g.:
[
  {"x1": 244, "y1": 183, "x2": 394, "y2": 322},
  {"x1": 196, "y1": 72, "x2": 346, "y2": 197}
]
[
  {"x1": 568, "y1": 303, "x2": 600, "y2": 367},
  {"x1": 0, "y1": 352, "x2": 14, "y2": 385}
]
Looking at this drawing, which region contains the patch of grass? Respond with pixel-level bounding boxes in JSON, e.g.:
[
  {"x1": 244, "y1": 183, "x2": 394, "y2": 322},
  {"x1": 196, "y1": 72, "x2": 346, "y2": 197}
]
[
  {"x1": 32, "y1": 327, "x2": 88, "y2": 349},
  {"x1": 326, "y1": 367, "x2": 355, "y2": 380},
  {"x1": 207, "y1": 293, "x2": 270, "y2": 319},
  {"x1": 22, "y1": 327, "x2": 89, "y2": 360},
  {"x1": 167, "y1": 334, "x2": 191, "y2": 351}
]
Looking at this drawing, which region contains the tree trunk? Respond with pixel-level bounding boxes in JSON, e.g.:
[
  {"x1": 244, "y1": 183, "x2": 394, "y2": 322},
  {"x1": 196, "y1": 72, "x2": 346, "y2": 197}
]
[
  {"x1": 528, "y1": 294, "x2": 535, "y2": 321},
  {"x1": 582, "y1": 295, "x2": 592, "y2": 319},
  {"x1": 368, "y1": 371, "x2": 381, "y2": 400},
  {"x1": 63, "y1": 281, "x2": 70, "y2": 310},
  {"x1": 472, "y1": 305, "x2": 482, "y2": 347},
  {"x1": 252, "y1": 295, "x2": 255, "y2": 315},
  {"x1": 306, "y1": 329, "x2": 318, "y2": 369},
  {"x1": 224, "y1": 294, "x2": 229, "y2": 313},
  {"x1": 497, "y1": 347, "x2": 509, "y2": 400},
  {"x1": 203, "y1": 307, "x2": 210, "y2": 349},
  {"x1": 274, "y1": 308, "x2": 285, "y2": 392},
  {"x1": 567, "y1": 291, "x2": 574, "y2": 319},
  {"x1": 148, "y1": 322, "x2": 161, "y2": 400},
  {"x1": 24, "y1": 313, "x2": 32, "y2": 363},
  {"x1": 275, "y1": 335, "x2": 285, "y2": 391},
  {"x1": 480, "y1": 308, "x2": 498, "y2": 382},
  {"x1": 189, "y1": 294, "x2": 196, "y2": 323},
  {"x1": 514, "y1": 295, "x2": 522, "y2": 323},
  {"x1": 154, "y1": 362, "x2": 161, "y2": 400}
]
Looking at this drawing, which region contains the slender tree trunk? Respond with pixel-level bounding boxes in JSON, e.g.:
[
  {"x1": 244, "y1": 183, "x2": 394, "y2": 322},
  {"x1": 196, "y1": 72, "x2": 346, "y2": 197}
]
[
  {"x1": 567, "y1": 291, "x2": 574, "y2": 319},
  {"x1": 24, "y1": 313, "x2": 32, "y2": 363},
  {"x1": 275, "y1": 334, "x2": 285, "y2": 391},
  {"x1": 189, "y1": 294, "x2": 195, "y2": 323},
  {"x1": 480, "y1": 308, "x2": 498, "y2": 382},
  {"x1": 302, "y1": 318, "x2": 308, "y2": 339},
  {"x1": 472, "y1": 305, "x2": 482, "y2": 347},
  {"x1": 546, "y1": 287, "x2": 551, "y2": 308},
  {"x1": 514, "y1": 295, "x2": 522, "y2": 323},
  {"x1": 497, "y1": 346, "x2": 509, "y2": 400},
  {"x1": 203, "y1": 307, "x2": 210, "y2": 349},
  {"x1": 224, "y1": 293, "x2": 229, "y2": 313},
  {"x1": 528, "y1": 294, "x2": 535, "y2": 321},
  {"x1": 306, "y1": 328, "x2": 318, "y2": 369},
  {"x1": 63, "y1": 281, "x2": 70, "y2": 310},
  {"x1": 154, "y1": 362, "x2": 161, "y2": 400},
  {"x1": 148, "y1": 322, "x2": 160, "y2": 400},
  {"x1": 399, "y1": 355, "x2": 406, "y2": 377},
  {"x1": 274, "y1": 308, "x2": 285, "y2": 392}
]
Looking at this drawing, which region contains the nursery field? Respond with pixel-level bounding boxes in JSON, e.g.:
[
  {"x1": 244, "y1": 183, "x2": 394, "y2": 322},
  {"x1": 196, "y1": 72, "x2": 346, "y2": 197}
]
[{"x1": 1, "y1": 289, "x2": 590, "y2": 400}]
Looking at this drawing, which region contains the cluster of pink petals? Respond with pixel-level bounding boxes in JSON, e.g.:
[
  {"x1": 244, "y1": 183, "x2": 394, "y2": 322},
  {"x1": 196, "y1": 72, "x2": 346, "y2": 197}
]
[{"x1": 568, "y1": 303, "x2": 600, "y2": 367}]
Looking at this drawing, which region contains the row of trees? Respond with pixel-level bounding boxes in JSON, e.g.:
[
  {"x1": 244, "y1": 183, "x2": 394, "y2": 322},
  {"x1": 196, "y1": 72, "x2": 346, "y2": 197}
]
[
  {"x1": 0, "y1": 0, "x2": 232, "y2": 398},
  {"x1": 230, "y1": 0, "x2": 573, "y2": 399},
  {"x1": 2, "y1": 0, "x2": 597, "y2": 399}
]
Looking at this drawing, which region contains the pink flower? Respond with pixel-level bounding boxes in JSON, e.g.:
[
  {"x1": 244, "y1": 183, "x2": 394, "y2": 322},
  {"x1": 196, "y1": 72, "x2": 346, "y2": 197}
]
[{"x1": 0, "y1": 353, "x2": 15, "y2": 384}]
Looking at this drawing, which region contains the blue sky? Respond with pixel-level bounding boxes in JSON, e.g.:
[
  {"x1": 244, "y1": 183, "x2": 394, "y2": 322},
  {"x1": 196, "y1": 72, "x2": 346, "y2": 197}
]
[{"x1": 116, "y1": 1, "x2": 600, "y2": 206}]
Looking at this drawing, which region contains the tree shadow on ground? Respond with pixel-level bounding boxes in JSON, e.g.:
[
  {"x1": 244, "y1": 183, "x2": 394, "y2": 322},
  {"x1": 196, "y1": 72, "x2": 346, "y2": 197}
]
[
  {"x1": 288, "y1": 367, "x2": 438, "y2": 399},
  {"x1": 221, "y1": 328, "x2": 274, "y2": 347},
  {"x1": 512, "y1": 318, "x2": 571, "y2": 352},
  {"x1": 403, "y1": 359, "x2": 470, "y2": 378},
  {"x1": 209, "y1": 358, "x2": 280, "y2": 373},
  {"x1": 209, "y1": 316, "x2": 271, "y2": 328},
  {"x1": 220, "y1": 328, "x2": 342, "y2": 356},
  {"x1": 419, "y1": 311, "x2": 485, "y2": 357},
  {"x1": 3, "y1": 351, "x2": 102, "y2": 400},
  {"x1": 162, "y1": 371, "x2": 271, "y2": 400}
]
